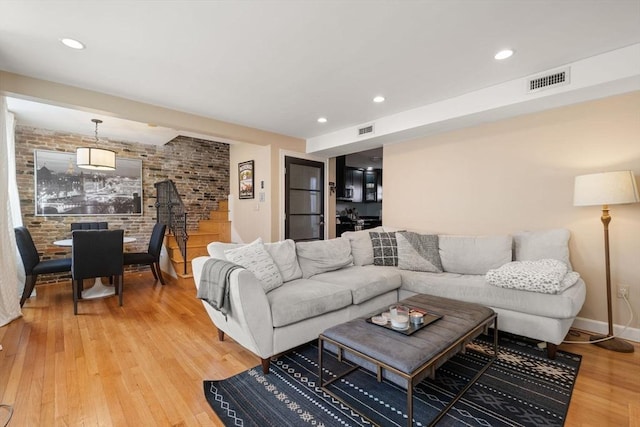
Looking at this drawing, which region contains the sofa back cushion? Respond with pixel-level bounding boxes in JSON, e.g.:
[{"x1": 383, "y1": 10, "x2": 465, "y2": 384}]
[
  {"x1": 296, "y1": 237, "x2": 353, "y2": 278},
  {"x1": 207, "y1": 242, "x2": 243, "y2": 259},
  {"x1": 396, "y1": 231, "x2": 443, "y2": 272},
  {"x1": 513, "y1": 229, "x2": 572, "y2": 269},
  {"x1": 224, "y1": 238, "x2": 283, "y2": 292},
  {"x1": 341, "y1": 226, "x2": 384, "y2": 266},
  {"x1": 438, "y1": 234, "x2": 512, "y2": 275},
  {"x1": 264, "y1": 239, "x2": 303, "y2": 282}
]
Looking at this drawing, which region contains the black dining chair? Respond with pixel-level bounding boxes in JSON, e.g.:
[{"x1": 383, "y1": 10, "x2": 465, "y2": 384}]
[
  {"x1": 70, "y1": 222, "x2": 108, "y2": 231},
  {"x1": 71, "y1": 222, "x2": 111, "y2": 283},
  {"x1": 14, "y1": 226, "x2": 72, "y2": 307},
  {"x1": 124, "y1": 223, "x2": 167, "y2": 285},
  {"x1": 71, "y1": 229, "x2": 124, "y2": 315}
]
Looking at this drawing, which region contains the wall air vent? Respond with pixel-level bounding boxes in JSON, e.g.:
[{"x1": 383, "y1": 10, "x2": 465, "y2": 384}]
[
  {"x1": 527, "y1": 67, "x2": 570, "y2": 93},
  {"x1": 358, "y1": 123, "x2": 375, "y2": 136}
]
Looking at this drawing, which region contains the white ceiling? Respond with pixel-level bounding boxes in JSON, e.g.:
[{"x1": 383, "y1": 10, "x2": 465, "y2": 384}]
[
  {"x1": 1, "y1": 1, "x2": 640, "y2": 148},
  {"x1": 6, "y1": 97, "x2": 180, "y2": 145}
]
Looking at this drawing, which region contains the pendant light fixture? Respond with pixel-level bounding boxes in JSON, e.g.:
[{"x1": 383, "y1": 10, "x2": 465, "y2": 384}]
[{"x1": 76, "y1": 119, "x2": 116, "y2": 171}]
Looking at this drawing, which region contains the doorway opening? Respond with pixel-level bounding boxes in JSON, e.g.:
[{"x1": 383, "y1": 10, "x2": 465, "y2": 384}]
[{"x1": 284, "y1": 156, "x2": 325, "y2": 241}]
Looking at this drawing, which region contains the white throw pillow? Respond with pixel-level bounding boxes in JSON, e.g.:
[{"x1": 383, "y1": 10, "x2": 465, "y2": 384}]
[
  {"x1": 296, "y1": 237, "x2": 353, "y2": 278},
  {"x1": 207, "y1": 242, "x2": 244, "y2": 260},
  {"x1": 341, "y1": 226, "x2": 384, "y2": 266},
  {"x1": 438, "y1": 234, "x2": 512, "y2": 275},
  {"x1": 513, "y1": 229, "x2": 572, "y2": 269},
  {"x1": 224, "y1": 238, "x2": 283, "y2": 292},
  {"x1": 264, "y1": 239, "x2": 303, "y2": 282}
]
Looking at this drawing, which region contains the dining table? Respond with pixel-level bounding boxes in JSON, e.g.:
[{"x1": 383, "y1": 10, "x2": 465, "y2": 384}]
[{"x1": 53, "y1": 236, "x2": 136, "y2": 299}]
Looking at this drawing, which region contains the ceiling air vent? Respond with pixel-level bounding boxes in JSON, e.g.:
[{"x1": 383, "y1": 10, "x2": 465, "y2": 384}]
[
  {"x1": 527, "y1": 67, "x2": 570, "y2": 93},
  {"x1": 358, "y1": 123, "x2": 375, "y2": 136}
]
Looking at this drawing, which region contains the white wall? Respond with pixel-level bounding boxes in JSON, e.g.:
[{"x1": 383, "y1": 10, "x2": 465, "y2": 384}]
[
  {"x1": 384, "y1": 92, "x2": 640, "y2": 332},
  {"x1": 230, "y1": 142, "x2": 271, "y2": 243}
]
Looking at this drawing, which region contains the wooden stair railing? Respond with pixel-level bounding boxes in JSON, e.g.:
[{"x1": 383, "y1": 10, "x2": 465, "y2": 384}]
[
  {"x1": 164, "y1": 200, "x2": 231, "y2": 279},
  {"x1": 155, "y1": 180, "x2": 188, "y2": 274}
]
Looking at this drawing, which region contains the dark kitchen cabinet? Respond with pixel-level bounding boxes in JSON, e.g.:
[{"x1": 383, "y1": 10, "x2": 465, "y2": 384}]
[
  {"x1": 336, "y1": 156, "x2": 363, "y2": 202},
  {"x1": 346, "y1": 167, "x2": 363, "y2": 203},
  {"x1": 336, "y1": 156, "x2": 349, "y2": 200},
  {"x1": 363, "y1": 169, "x2": 383, "y2": 202},
  {"x1": 364, "y1": 170, "x2": 377, "y2": 202}
]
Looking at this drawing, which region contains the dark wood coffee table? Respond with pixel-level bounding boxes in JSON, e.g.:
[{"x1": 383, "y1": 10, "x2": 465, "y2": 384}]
[{"x1": 319, "y1": 294, "x2": 497, "y2": 427}]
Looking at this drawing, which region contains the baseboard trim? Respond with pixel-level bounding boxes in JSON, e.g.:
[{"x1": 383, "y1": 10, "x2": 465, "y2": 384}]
[{"x1": 572, "y1": 317, "x2": 640, "y2": 343}]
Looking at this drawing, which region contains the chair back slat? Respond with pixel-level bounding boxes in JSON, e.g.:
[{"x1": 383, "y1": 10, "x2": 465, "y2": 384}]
[
  {"x1": 14, "y1": 226, "x2": 40, "y2": 273},
  {"x1": 148, "y1": 223, "x2": 167, "y2": 258},
  {"x1": 70, "y1": 222, "x2": 108, "y2": 231},
  {"x1": 72, "y1": 230, "x2": 123, "y2": 280}
]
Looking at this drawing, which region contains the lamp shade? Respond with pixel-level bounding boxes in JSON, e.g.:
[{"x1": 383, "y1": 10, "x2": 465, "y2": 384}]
[
  {"x1": 76, "y1": 147, "x2": 117, "y2": 171},
  {"x1": 573, "y1": 170, "x2": 639, "y2": 206}
]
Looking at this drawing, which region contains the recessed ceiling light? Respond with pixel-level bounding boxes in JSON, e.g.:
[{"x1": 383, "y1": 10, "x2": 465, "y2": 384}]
[
  {"x1": 61, "y1": 38, "x2": 85, "y2": 50},
  {"x1": 317, "y1": 117, "x2": 327, "y2": 123},
  {"x1": 494, "y1": 49, "x2": 514, "y2": 60},
  {"x1": 373, "y1": 95, "x2": 385, "y2": 103}
]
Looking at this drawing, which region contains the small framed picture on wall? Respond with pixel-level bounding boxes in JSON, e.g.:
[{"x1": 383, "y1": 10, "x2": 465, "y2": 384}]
[{"x1": 238, "y1": 160, "x2": 254, "y2": 199}]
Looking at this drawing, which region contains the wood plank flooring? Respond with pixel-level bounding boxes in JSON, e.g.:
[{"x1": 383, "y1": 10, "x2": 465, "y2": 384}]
[{"x1": 1, "y1": 272, "x2": 638, "y2": 426}]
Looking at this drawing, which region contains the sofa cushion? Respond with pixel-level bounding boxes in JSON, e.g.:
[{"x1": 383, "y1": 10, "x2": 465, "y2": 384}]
[
  {"x1": 296, "y1": 238, "x2": 353, "y2": 278},
  {"x1": 267, "y1": 279, "x2": 353, "y2": 327},
  {"x1": 438, "y1": 235, "x2": 512, "y2": 274},
  {"x1": 513, "y1": 229, "x2": 572, "y2": 269},
  {"x1": 398, "y1": 269, "x2": 585, "y2": 319},
  {"x1": 341, "y1": 226, "x2": 384, "y2": 266},
  {"x1": 224, "y1": 238, "x2": 283, "y2": 292},
  {"x1": 396, "y1": 231, "x2": 443, "y2": 273},
  {"x1": 207, "y1": 242, "x2": 243, "y2": 259},
  {"x1": 311, "y1": 265, "x2": 402, "y2": 304},
  {"x1": 264, "y1": 239, "x2": 303, "y2": 282},
  {"x1": 370, "y1": 231, "x2": 399, "y2": 266}
]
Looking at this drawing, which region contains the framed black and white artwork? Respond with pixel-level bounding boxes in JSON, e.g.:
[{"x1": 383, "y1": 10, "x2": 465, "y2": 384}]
[{"x1": 34, "y1": 149, "x2": 143, "y2": 216}]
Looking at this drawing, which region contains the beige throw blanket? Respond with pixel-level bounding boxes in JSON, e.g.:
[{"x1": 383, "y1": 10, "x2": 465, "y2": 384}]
[{"x1": 197, "y1": 258, "x2": 242, "y2": 318}]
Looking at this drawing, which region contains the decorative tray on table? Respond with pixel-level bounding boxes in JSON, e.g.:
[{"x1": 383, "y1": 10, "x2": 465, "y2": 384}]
[{"x1": 366, "y1": 306, "x2": 443, "y2": 336}]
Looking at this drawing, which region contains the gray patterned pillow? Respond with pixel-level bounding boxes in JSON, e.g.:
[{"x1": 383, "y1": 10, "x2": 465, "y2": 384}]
[
  {"x1": 396, "y1": 231, "x2": 443, "y2": 272},
  {"x1": 370, "y1": 232, "x2": 399, "y2": 266},
  {"x1": 224, "y1": 238, "x2": 283, "y2": 292}
]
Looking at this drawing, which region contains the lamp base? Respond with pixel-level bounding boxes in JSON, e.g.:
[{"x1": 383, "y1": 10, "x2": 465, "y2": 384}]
[{"x1": 590, "y1": 335, "x2": 635, "y2": 353}]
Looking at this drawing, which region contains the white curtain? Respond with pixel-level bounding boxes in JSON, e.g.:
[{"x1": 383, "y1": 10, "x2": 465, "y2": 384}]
[{"x1": 0, "y1": 96, "x2": 22, "y2": 327}]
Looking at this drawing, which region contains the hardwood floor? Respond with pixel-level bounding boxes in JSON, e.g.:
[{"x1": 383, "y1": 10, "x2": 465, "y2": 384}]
[{"x1": 1, "y1": 272, "x2": 638, "y2": 426}]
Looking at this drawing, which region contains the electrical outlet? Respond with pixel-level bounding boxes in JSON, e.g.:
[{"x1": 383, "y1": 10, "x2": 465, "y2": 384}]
[{"x1": 617, "y1": 285, "x2": 629, "y2": 299}]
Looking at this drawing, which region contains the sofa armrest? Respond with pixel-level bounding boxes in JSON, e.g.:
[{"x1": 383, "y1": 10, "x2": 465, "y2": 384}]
[{"x1": 192, "y1": 256, "x2": 274, "y2": 358}]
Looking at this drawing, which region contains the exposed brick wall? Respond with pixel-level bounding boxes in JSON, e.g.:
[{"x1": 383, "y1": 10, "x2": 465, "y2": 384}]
[{"x1": 15, "y1": 126, "x2": 229, "y2": 283}]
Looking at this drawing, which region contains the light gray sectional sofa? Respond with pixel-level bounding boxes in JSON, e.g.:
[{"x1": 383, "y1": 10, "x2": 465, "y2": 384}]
[{"x1": 192, "y1": 228, "x2": 586, "y2": 373}]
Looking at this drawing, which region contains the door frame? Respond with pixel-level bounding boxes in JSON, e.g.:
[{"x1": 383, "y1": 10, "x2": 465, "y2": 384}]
[{"x1": 279, "y1": 149, "x2": 328, "y2": 241}]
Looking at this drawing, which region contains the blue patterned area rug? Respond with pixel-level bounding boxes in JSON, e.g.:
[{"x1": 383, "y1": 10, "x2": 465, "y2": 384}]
[{"x1": 204, "y1": 334, "x2": 581, "y2": 426}]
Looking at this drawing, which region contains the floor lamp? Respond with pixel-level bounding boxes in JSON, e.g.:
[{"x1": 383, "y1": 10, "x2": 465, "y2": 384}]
[{"x1": 574, "y1": 170, "x2": 639, "y2": 353}]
